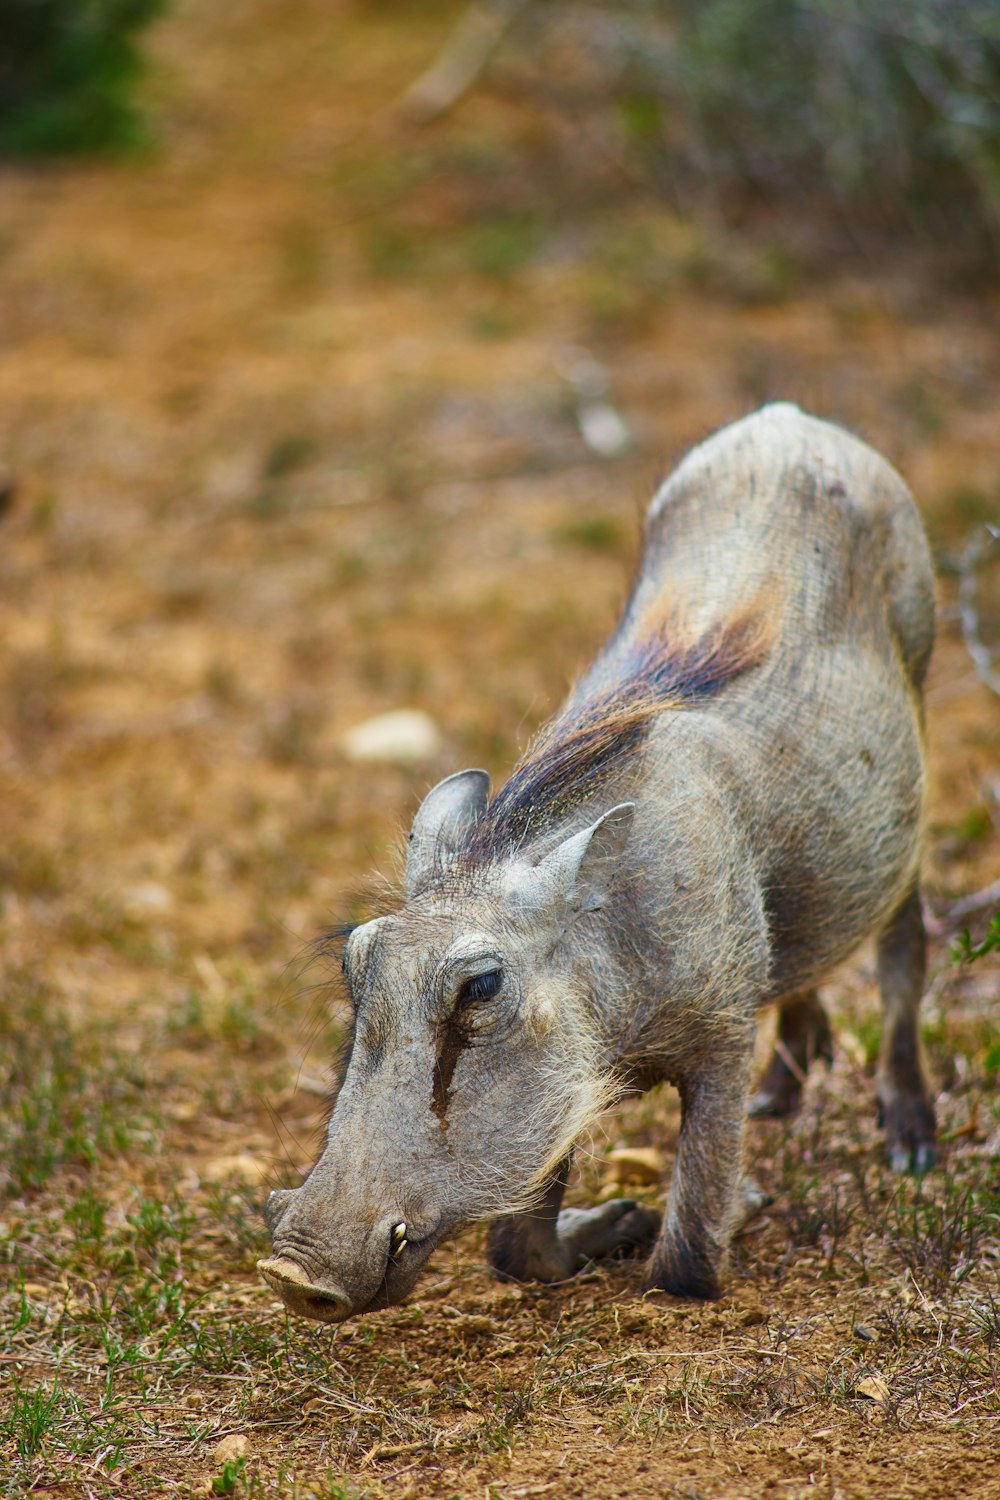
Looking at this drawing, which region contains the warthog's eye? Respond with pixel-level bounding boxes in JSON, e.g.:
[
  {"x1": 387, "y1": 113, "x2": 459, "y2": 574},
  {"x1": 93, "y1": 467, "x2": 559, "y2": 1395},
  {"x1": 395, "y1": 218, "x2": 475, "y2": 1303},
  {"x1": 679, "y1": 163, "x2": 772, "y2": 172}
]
[{"x1": 458, "y1": 968, "x2": 503, "y2": 1006}]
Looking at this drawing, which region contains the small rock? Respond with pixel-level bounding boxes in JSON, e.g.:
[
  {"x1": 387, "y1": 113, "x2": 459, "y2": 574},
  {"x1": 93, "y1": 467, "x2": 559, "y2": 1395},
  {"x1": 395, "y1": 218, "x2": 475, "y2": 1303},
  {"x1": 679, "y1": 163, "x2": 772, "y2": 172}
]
[
  {"x1": 578, "y1": 400, "x2": 631, "y2": 458},
  {"x1": 855, "y1": 1373, "x2": 890, "y2": 1404},
  {"x1": 554, "y1": 345, "x2": 609, "y2": 399},
  {"x1": 125, "y1": 882, "x2": 174, "y2": 914},
  {"x1": 213, "y1": 1433, "x2": 249, "y2": 1466},
  {"x1": 854, "y1": 1323, "x2": 877, "y2": 1343},
  {"x1": 737, "y1": 1297, "x2": 768, "y2": 1326},
  {"x1": 341, "y1": 709, "x2": 441, "y2": 766},
  {"x1": 202, "y1": 1153, "x2": 266, "y2": 1186},
  {"x1": 603, "y1": 1147, "x2": 665, "y2": 1186}
]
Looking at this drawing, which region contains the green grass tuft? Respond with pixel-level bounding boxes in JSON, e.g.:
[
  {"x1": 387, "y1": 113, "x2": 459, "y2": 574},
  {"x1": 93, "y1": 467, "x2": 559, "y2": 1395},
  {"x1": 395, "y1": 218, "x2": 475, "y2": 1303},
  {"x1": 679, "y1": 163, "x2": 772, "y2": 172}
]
[{"x1": 0, "y1": 974, "x2": 158, "y2": 1198}]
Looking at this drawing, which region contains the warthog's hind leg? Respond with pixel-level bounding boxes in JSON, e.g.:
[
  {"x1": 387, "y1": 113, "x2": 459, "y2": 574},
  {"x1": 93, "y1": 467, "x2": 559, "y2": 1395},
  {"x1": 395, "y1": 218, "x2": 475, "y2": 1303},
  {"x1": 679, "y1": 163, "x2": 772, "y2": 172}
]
[
  {"x1": 748, "y1": 988, "x2": 833, "y2": 1118},
  {"x1": 876, "y1": 883, "x2": 936, "y2": 1174},
  {"x1": 487, "y1": 1157, "x2": 658, "y2": 1285}
]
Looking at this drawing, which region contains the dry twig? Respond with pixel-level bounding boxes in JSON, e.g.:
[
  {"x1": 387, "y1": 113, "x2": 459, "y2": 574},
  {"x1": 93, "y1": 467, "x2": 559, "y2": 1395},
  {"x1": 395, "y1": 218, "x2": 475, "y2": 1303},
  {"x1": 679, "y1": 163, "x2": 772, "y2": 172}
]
[
  {"x1": 957, "y1": 523, "x2": 1000, "y2": 699},
  {"x1": 925, "y1": 877, "x2": 1000, "y2": 940},
  {"x1": 398, "y1": 0, "x2": 530, "y2": 123}
]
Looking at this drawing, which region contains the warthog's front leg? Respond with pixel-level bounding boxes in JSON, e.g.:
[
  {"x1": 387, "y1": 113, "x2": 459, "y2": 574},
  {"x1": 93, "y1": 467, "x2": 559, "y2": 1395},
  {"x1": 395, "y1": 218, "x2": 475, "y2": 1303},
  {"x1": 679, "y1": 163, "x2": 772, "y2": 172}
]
[
  {"x1": 645, "y1": 1038, "x2": 754, "y2": 1300},
  {"x1": 487, "y1": 1156, "x2": 659, "y2": 1285}
]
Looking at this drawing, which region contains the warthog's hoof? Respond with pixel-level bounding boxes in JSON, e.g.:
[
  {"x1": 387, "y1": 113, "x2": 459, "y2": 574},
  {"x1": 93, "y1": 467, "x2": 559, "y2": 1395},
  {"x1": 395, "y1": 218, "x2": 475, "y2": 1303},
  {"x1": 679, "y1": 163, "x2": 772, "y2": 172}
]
[
  {"x1": 487, "y1": 1198, "x2": 660, "y2": 1284},
  {"x1": 879, "y1": 1088, "x2": 937, "y2": 1176},
  {"x1": 558, "y1": 1199, "x2": 661, "y2": 1269},
  {"x1": 889, "y1": 1141, "x2": 936, "y2": 1175},
  {"x1": 747, "y1": 1082, "x2": 801, "y2": 1119},
  {"x1": 735, "y1": 1176, "x2": 773, "y2": 1232},
  {"x1": 642, "y1": 1251, "x2": 723, "y2": 1302}
]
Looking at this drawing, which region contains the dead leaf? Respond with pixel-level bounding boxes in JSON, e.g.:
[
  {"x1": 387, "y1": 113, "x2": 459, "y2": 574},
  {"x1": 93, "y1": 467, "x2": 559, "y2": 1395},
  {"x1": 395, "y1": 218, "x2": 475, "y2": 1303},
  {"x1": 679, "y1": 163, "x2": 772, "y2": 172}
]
[
  {"x1": 855, "y1": 1374, "x2": 890, "y2": 1404},
  {"x1": 213, "y1": 1433, "x2": 249, "y2": 1465},
  {"x1": 603, "y1": 1147, "x2": 665, "y2": 1185}
]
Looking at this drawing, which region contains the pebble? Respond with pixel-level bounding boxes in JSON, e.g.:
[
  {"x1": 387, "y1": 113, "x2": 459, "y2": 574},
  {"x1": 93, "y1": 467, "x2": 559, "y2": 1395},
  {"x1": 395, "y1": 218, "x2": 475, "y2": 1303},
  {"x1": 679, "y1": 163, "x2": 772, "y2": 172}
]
[
  {"x1": 578, "y1": 400, "x2": 631, "y2": 457},
  {"x1": 124, "y1": 882, "x2": 174, "y2": 914},
  {"x1": 341, "y1": 709, "x2": 441, "y2": 766}
]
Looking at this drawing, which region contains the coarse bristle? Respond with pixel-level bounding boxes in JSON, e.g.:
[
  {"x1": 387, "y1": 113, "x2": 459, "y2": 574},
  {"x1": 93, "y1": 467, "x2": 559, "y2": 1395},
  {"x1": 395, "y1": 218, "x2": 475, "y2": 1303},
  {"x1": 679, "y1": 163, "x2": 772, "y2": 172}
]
[{"x1": 463, "y1": 612, "x2": 768, "y2": 860}]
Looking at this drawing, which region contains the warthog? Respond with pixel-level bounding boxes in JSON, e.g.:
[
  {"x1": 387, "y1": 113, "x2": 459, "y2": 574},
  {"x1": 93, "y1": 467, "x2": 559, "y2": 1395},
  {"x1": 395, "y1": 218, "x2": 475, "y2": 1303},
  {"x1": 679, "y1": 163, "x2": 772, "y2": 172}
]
[{"x1": 258, "y1": 403, "x2": 936, "y2": 1322}]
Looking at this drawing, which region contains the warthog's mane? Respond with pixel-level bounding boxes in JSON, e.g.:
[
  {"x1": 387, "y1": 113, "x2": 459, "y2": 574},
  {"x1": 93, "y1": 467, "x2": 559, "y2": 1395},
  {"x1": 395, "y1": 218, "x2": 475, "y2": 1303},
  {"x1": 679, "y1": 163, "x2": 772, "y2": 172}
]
[{"x1": 462, "y1": 611, "x2": 768, "y2": 861}]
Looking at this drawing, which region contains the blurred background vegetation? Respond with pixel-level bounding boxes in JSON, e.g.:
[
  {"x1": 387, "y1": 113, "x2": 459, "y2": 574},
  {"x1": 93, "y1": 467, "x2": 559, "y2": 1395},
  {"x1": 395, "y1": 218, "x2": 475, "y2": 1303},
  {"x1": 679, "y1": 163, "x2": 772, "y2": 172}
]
[
  {"x1": 0, "y1": 0, "x2": 167, "y2": 155},
  {"x1": 626, "y1": 4, "x2": 991, "y2": 239},
  {"x1": 2, "y1": 0, "x2": 996, "y2": 261},
  {"x1": 479, "y1": 0, "x2": 1000, "y2": 275},
  {"x1": 6, "y1": 0, "x2": 999, "y2": 272}
]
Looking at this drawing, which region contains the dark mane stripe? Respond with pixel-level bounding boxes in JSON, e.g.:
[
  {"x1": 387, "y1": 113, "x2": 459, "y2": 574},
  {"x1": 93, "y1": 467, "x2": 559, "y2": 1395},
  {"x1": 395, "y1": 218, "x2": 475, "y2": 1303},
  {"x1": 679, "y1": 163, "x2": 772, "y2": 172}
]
[{"x1": 463, "y1": 615, "x2": 767, "y2": 859}]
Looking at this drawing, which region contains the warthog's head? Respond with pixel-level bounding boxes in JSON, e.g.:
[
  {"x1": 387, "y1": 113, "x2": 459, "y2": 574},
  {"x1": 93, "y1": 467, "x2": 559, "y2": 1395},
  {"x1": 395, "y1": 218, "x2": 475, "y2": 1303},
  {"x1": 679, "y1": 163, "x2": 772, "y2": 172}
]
[{"x1": 258, "y1": 769, "x2": 633, "y2": 1322}]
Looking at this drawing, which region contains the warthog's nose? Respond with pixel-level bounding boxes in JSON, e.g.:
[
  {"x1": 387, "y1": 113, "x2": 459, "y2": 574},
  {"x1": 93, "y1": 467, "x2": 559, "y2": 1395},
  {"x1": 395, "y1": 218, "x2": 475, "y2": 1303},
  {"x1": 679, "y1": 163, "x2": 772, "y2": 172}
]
[{"x1": 256, "y1": 1256, "x2": 352, "y2": 1323}]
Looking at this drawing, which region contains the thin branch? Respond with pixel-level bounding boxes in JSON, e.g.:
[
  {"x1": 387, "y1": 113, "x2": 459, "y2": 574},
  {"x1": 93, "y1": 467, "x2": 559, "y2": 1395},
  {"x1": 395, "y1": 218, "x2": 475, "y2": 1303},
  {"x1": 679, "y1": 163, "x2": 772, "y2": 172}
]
[
  {"x1": 925, "y1": 877, "x2": 1000, "y2": 940},
  {"x1": 397, "y1": 0, "x2": 531, "y2": 124},
  {"x1": 958, "y1": 523, "x2": 1000, "y2": 699}
]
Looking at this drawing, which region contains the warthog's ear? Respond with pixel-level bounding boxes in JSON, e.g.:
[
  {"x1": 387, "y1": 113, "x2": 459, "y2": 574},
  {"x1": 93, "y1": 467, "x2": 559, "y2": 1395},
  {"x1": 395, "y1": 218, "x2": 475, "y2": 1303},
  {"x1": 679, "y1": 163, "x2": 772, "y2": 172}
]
[
  {"x1": 407, "y1": 769, "x2": 491, "y2": 897},
  {"x1": 538, "y1": 802, "x2": 635, "y2": 916}
]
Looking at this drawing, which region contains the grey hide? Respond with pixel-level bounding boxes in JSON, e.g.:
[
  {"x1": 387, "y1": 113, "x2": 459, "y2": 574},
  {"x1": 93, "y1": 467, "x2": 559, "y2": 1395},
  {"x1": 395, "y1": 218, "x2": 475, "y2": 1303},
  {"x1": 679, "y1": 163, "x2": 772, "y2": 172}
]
[{"x1": 258, "y1": 404, "x2": 937, "y2": 1322}]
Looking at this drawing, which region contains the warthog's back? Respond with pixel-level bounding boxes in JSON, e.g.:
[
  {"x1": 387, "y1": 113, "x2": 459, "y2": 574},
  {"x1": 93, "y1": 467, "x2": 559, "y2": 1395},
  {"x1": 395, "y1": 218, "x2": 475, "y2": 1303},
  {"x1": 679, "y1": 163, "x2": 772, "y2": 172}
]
[
  {"x1": 582, "y1": 404, "x2": 935, "y2": 1001},
  {"x1": 638, "y1": 403, "x2": 933, "y2": 672}
]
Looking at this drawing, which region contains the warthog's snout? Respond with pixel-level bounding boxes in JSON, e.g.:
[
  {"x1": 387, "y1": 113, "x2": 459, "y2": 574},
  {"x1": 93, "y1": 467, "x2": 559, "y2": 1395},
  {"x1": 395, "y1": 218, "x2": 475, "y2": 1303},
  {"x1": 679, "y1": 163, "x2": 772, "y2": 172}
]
[
  {"x1": 258, "y1": 1185, "x2": 440, "y2": 1323},
  {"x1": 256, "y1": 1256, "x2": 352, "y2": 1323}
]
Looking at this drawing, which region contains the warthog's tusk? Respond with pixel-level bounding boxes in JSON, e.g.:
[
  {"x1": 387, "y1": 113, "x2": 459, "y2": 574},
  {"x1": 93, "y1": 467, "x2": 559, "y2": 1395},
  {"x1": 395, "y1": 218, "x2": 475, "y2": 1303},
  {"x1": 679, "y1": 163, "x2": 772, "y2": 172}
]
[{"x1": 389, "y1": 1221, "x2": 408, "y2": 1257}]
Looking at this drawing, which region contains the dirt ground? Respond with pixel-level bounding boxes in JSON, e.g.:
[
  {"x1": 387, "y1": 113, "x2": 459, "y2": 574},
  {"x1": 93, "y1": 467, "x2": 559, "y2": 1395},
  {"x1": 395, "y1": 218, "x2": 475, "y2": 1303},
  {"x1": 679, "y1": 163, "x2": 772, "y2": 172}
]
[{"x1": 1, "y1": 2, "x2": 999, "y2": 1497}]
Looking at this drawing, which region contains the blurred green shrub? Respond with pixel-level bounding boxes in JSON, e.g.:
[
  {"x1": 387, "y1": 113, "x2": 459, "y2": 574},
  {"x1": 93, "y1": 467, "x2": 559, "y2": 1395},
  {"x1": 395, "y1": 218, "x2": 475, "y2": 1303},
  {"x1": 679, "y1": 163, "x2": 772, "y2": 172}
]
[
  {"x1": 0, "y1": 0, "x2": 168, "y2": 156},
  {"x1": 668, "y1": 1, "x2": 1000, "y2": 234},
  {"x1": 508, "y1": 0, "x2": 1000, "y2": 266}
]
